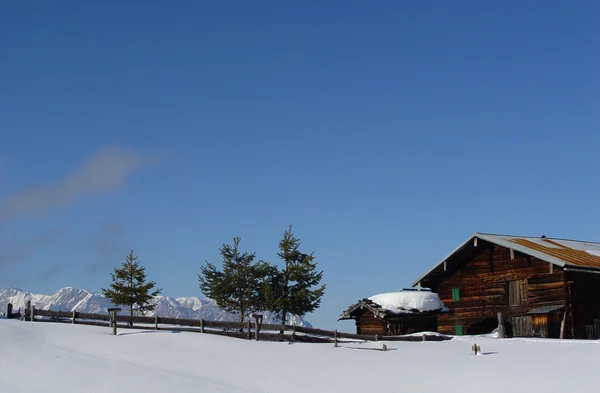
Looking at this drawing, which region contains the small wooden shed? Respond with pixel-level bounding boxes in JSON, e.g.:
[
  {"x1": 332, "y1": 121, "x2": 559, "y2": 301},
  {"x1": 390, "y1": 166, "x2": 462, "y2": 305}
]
[
  {"x1": 512, "y1": 305, "x2": 564, "y2": 338},
  {"x1": 339, "y1": 289, "x2": 447, "y2": 336}
]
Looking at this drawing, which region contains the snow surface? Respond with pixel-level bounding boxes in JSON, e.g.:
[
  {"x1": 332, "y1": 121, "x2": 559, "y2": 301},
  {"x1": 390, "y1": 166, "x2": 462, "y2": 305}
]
[
  {"x1": 0, "y1": 287, "x2": 311, "y2": 327},
  {"x1": 1, "y1": 318, "x2": 597, "y2": 392},
  {"x1": 369, "y1": 290, "x2": 447, "y2": 313}
]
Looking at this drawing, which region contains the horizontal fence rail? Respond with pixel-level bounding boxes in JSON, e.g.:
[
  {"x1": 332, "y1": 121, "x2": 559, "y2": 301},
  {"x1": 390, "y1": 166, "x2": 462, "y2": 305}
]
[{"x1": 14, "y1": 304, "x2": 451, "y2": 343}]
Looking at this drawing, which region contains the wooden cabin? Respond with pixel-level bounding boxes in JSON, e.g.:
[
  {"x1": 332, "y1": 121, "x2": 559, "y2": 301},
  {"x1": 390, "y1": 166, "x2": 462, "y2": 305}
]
[
  {"x1": 339, "y1": 290, "x2": 445, "y2": 336},
  {"x1": 412, "y1": 233, "x2": 600, "y2": 339}
]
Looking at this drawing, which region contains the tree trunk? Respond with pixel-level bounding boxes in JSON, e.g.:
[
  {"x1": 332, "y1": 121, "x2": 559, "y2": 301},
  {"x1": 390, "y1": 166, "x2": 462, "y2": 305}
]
[
  {"x1": 239, "y1": 308, "x2": 245, "y2": 332},
  {"x1": 129, "y1": 304, "x2": 133, "y2": 327}
]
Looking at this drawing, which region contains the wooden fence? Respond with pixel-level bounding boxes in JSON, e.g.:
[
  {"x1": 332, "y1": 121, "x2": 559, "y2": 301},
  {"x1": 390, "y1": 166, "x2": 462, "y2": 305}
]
[{"x1": 7, "y1": 303, "x2": 451, "y2": 343}]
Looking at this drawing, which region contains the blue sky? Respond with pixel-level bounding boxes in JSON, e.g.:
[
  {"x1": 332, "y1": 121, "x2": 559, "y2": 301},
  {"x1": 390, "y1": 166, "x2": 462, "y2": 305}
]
[{"x1": 1, "y1": 1, "x2": 598, "y2": 330}]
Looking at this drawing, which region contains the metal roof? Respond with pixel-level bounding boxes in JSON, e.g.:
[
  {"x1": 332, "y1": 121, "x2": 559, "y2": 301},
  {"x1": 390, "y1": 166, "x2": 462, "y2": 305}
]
[{"x1": 411, "y1": 232, "x2": 600, "y2": 287}]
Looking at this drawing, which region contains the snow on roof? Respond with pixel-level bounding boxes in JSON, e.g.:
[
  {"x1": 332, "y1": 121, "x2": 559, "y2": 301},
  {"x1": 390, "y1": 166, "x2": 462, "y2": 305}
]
[{"x1": 368, "y1": 291, "x2": 447, "y2": 314}]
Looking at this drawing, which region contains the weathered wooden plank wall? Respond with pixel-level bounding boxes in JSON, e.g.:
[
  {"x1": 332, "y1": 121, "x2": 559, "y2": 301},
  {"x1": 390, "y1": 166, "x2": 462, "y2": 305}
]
[
  {"x1": 354, "y1": 310, "x2": 386, "y2": 335},
  {"x1": 434, "y1": 241, "x2": 566, "y2": 336}
]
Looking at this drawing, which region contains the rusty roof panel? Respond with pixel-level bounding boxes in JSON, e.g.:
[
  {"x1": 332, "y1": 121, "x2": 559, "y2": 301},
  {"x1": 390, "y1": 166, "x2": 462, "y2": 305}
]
[{"x1": 508, "y1": 238, "x2": 600, "y2": 269}]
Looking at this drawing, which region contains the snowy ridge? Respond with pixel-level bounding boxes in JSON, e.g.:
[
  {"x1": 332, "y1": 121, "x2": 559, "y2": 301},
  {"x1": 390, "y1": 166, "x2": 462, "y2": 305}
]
[{"x1": 0, "y1": 287, "x2": 312, "y2": 327}]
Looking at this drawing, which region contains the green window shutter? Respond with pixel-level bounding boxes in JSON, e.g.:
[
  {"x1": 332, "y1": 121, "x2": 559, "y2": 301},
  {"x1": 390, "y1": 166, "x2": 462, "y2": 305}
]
[
  {"x1": 452, "y1": 288, "x2": 460, "y2": 302},
  {"x1": 455, "y1": 325, "x2": 463, "y2": 336}
]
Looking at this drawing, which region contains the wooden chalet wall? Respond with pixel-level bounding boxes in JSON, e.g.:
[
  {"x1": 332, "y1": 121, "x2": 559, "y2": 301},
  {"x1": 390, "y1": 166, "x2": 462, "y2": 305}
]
[
  {"x1": 352, "y1": 311, "x2": 438, "y2": 336},
  {"x1": 567, "y1": 271, "x2": 600, "y2": 339},
  {"x1": 433, "y1": 241, "x2": 566, "y2": 337},
  {"x1": 355, "y1": 310, "x2": 386, "y2": 335}
]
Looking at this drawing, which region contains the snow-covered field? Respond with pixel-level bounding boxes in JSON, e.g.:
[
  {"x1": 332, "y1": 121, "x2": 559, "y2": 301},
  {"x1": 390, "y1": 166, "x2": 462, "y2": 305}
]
[{"x1": 1, "y1": 318, "x2": 596, "y2": 393}]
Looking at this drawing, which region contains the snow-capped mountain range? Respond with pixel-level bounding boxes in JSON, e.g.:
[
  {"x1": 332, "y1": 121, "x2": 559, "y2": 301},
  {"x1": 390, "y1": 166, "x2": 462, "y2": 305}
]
[{"x1": 0, "y1": 287, "x2": 312, "y2": 327}]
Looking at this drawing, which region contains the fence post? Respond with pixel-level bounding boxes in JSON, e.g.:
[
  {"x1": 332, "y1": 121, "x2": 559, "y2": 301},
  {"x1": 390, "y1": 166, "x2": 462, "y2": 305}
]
[
  {"x1": 334, "y1": 329, "x2": 339, "y2": 347},
  {"x1": 375, "y1": 334, "x2": 379, "y2": 342},
  {"x1": 72, "y1": 310, "x2": 76, "y2": 324},
  {"x1": 382, "y1": 343, "x2": 387, "y2": 352},
  {"x1": 422, "y1": 334, "x2": 427, "y2": 342},
  {"x1": 30, "y1": 304, "x2": 35, "y2": 322},
  {"x1": 107, "y1": 308, "x2": 121, "y2": 335},
  {"x1": 25, "y1": 300, "x2": 31, "y2": 321},
  {"x1": 292, "y1": 324, "x2": 296, "y2": 343},
  {"x1": 497, "y1": 312, "x2": 506, "y2": 338},
  {"x1": 252, "y1": 314, "x2": 262, "y2": 342},
  {"x1": 6, "y1": 303, "x2": 12, "y2": 319},
  {"x1": 201, "y1": 319, "x2": 205, "y2": 333},
  {"x1": 155, "y1": 315, "x2": 159, "y2": 331},
  {"x1": 247, "y1": 320, "x2": 252, "y2": 340}
]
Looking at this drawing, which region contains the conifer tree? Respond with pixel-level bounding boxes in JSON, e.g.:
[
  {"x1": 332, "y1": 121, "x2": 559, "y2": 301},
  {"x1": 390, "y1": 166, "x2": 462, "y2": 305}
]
[
  {"x1": 199, "y1": 237, "x2": 271, "y2": 322},
  {"x1": 102, "y1": 250, "x2": 162, "y2": 324},
  {"x1": 264, "y1": 226, "x2": 326, "y2": 326}
]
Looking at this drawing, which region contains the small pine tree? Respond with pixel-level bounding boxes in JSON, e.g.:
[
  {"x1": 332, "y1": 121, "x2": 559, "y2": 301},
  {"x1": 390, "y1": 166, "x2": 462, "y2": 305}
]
[
  {"x1": 199, "y1": 237, "x2": 271, "y2": 322},
  {"x1": 102, "y1": 250, "x2": 162, "y2": 324},
  {"x1": 264, "y1": 225, "x2": 326, "y2": 327}
]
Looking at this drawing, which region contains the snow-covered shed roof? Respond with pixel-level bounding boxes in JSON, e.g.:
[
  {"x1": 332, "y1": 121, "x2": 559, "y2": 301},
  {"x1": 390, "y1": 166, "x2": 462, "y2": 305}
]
[
  {"x1": 339, "y1": 289, "x2": 448, "y2": 320},
  {"x1": 412, "y1": 232, "x2": 600, "y2": 288}
]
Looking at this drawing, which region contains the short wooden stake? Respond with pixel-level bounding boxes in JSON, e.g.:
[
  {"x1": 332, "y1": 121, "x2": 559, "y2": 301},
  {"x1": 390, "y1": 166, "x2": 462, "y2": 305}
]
[
  {"x1": 247, "y1": 320, "x2": 252, "y2": 340},
  {"x1": 472, "y1": 343, "x2": 481, "y2": 355},
  {"x1": 382, "y1": 343, "x2": 387, "y2": 352},
  {"x1": 30, "y1": 305, "x2": 35, "y2": 322},
  {"x1": 334, "y1": 329, "x2": 339, "y2": 347},
  {"x1": 107, "y1": 308, "x2": 121, "y2": 336},
  {"x1": 422, "y1": 334, "x2": 427, "y2": 342},
  {"x1": 155, "y1": 315, "x2": 159, "y2": 330},
  {"x1": 375, "y1": 334, "x2": 379, "y2": 342},
  {"x1": 25, "y1": 300, "x2": 31, "y2": 321},
  {"x1": 72, "y1": 310, "x2": 76, "y2": 324},
  {"x1": 200, "y1": 319, "x2": 205, "y2": 333}
]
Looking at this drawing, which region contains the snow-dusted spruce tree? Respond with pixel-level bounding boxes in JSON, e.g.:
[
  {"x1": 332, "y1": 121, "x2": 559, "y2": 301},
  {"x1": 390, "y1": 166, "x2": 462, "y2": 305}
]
[
  {"x1": 101, "y1": 251, "x2": 162, "y2": 325},
  {"x1": 198, "y1": 237, "x2": 272, "y2": 323},
  {"x1": 263, "y1": 225, "x2": 326, "y2": 327}
]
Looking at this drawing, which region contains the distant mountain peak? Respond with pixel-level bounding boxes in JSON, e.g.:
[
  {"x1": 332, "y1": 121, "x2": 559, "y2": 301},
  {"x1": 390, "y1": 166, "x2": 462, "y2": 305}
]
[{"x1": 0, "y1": 287, "x2": 312, "y2": 327}]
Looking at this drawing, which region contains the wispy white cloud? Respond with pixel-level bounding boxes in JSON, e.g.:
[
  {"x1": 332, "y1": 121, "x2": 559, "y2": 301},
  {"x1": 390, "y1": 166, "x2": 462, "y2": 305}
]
[{"x1": 0, "y1": 146, "x2": 146, "y2": 219}]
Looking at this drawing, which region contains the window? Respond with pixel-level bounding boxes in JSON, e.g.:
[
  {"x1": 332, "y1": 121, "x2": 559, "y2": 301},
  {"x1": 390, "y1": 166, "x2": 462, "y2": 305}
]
[
  {"x1": 452, "y1": 288, "x2": 460, "y2": 302},
  {"x1": 508, "y1": 279, "x2": 528, "y2": 306},
  {"x1": 455, "y1": 325, "x2": 463, "y2": 336}
]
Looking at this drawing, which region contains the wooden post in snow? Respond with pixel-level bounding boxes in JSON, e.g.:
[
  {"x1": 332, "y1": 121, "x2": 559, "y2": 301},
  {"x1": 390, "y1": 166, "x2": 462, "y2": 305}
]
[
  {"x1": 200, "y1": 319, "x2": 205, "y2": 333},
  {"x1": 334, "y1": 329, "x2": 339, "y2": 347},
  {"x1": 252, "y1": 314, "x2": 262, "y2": 342},
  {"x1": 25, "y1": 300, "x2": 31, "y2": 321},
  {"x1": 560, "y1": 311, "x2": 567, "y2": 339},
  {"x1": 497, "y1": 312, "x2": 506, "y2": 338},
  {"x1": 292, "y1": 324, "x2": 296, "y2": 343},
  {"x1": 107, "y1": 308, "x2": 121, "y2": 335},
  {"x1": 154, "y1": 315, "x2": 159, "y2": 331},
  {"x1": 247, "y1": 320, "x2": 252, "y2": 340},
  {"x1": 30, "y1": 303, "x2": 35, "y2": 322},
  {"x1": 6, "y1": 303, "x2": 12, "y2": 319},
  {"x1": 72, "y1": 310, "x2": 76, "y2": 324}
]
